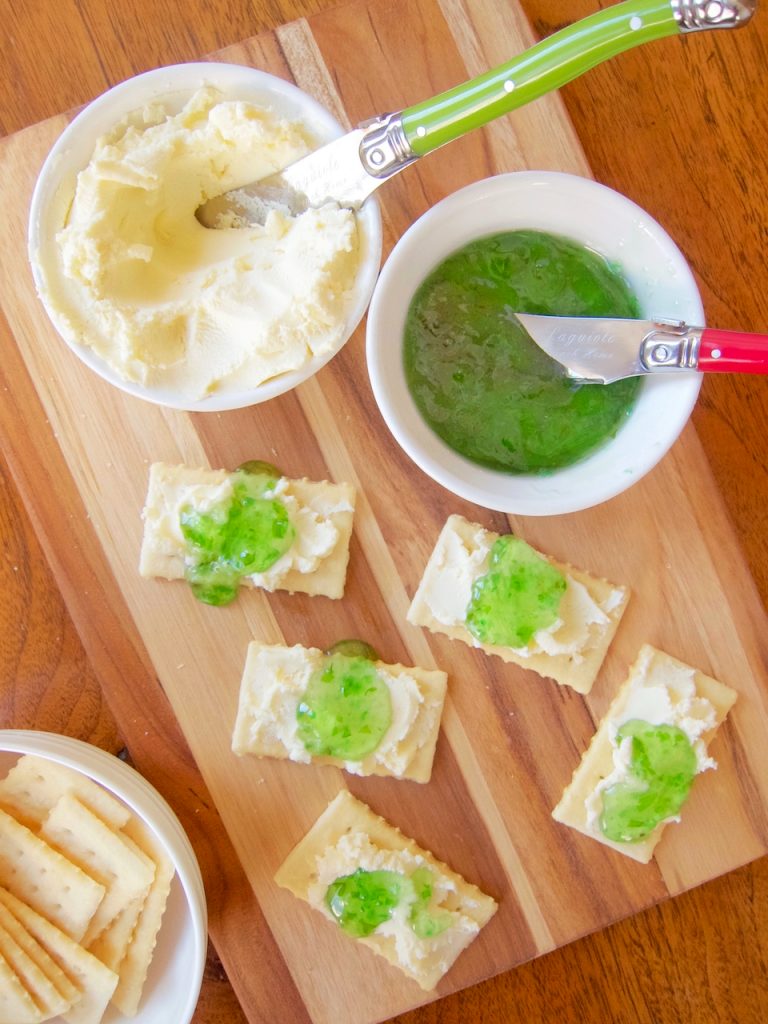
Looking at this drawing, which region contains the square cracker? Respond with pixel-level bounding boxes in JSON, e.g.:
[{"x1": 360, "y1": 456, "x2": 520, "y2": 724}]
[
  {"x1": 275, "y1": 790, "x2": 497, "y2": 990},
  {"x1": 0, "y1": 902, "x2": 80, "y2": 1009},
  {"x1": 0, "y1": 919, "x2": 74, "y2": 1018},
  {"x1": 232, "y1": 641, "x2": 448, "y2": 782},
  {"x1": 0, "y1": 807, "x2": 104, "y2": 942},
  {"x1": 40, "y1": 795, "x2": 155, "y2": 947},
  {"x1": 0, "y1": 888, "x2": 117, "y2": 1024},
  {"x1": 0, "y1": 950, "x2": 43, "y2": 1024},
  {"x1": 0, "y1": 755, "x2": 130, "y2": 832},
  {"x1": 139, "y1": 462, "x2": 356, "y2": 599},
  {"x1": 551, "y1": 644, "x2": 738, "y2": 863},
  {"x1": 407, "y1": 514, "x2": 629, "y2": 694},
  {"x1": 86, "y1": 900, "x2": 143, "y2": 974},
  {"x1": 95, "y1": 815, "x2": 175, "y2": 1017}
]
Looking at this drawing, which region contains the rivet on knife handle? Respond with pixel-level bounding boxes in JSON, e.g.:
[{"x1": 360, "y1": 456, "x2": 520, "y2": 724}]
[
  {"x1": 641, "y1": 323, "x2": 704, "y2": 370},
  {"x1": 396, "y1": 0, "x2": 755, "y2": 158},
  {"x1": 672, "y1": 0, "x2": 756, "y2": 32},
  {"x1": 641, "y1": 322, "x2": 768, "y2": 373},
  {"x1": 358, "y1": 112, "x2": 418, "y2": 179}
]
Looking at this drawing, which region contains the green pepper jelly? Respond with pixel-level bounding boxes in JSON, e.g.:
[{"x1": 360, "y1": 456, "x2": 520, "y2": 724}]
[
  {"x1": 599, "y1": 719, "x2": 698, "y2": 843},
  {"x1": 325, "y1": 866, "x2": 452, "y2": 939},
  {"x1": 296, "y1": 652, "x2": 392, "y2": 760},
  {"x1": 403, "y1": 229, "x2": 642, "y2": 473},
  {"x1": 326, "y1": 869, "x2": 403, "y2": 937},
  {"x1": 466, "y1": 535, "x2": 566, "y2": 647},
  {"x1": 180, "y1": 465, "x2": 294, "y2": 606}
]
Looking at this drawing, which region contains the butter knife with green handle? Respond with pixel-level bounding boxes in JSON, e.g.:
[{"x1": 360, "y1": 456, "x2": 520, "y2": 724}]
[{"x1": 197, "y1": 0, "x2": 755, "y2": 228}]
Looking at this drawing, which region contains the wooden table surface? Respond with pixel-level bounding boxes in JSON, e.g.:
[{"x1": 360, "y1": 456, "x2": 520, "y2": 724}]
[{"x1": 1, "y1": 1, "x2": 766, "y2": 1022}]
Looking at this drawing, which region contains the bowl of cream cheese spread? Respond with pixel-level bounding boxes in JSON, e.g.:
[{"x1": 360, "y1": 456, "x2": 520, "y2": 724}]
[
  {"x1": 366, "y1": 171, "x2": 703, "y2": 516},
  {"x1": 28, "y1": 62, "x2": 382, "y2": 410}
]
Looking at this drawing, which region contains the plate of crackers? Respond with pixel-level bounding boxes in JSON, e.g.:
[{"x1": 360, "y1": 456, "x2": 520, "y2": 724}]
[{"x1": 0, "y1": 731, "x2": 206, "y2": 1024}]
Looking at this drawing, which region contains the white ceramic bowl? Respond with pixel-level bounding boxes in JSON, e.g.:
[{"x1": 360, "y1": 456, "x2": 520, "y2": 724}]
[
  {"x1": 0, "y1": 730, "x2": 207, "y2": 1024},
  {"x1": 366, "y1": 172, "x2": 704, "y2": 516},
  {"x1": 28, "y1": 62, "x2": 382, "y2": 411}
]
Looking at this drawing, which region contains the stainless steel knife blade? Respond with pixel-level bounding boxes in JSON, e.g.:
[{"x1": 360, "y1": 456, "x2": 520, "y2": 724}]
[
  {"x1": 196, "y1": 129, "x2": 377, "y2": 228},
  {"x1": 514, "y1": 313, "x2": 704, "y2": 383}
]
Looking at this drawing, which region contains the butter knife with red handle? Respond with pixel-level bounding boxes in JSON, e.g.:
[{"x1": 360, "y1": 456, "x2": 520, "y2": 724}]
[{"x1": 515, "y1": 314, "x2": 768, "y2": 383}]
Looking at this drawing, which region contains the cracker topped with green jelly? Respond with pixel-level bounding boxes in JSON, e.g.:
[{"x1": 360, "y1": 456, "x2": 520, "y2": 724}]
[{"x1": 407, "y1": 514, "x2": 629, "y2": 694}]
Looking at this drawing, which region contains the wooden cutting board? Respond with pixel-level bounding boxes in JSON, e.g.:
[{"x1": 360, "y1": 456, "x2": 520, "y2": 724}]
[{"x1": 1, "y1": 1, "x2": 767, "y2": 1022}]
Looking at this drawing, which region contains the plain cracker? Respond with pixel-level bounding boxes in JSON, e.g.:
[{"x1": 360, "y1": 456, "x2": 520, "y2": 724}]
[
  {"x1": 0, "y1": 807, "x2": 104, "y2": 942},
  {"x1": 0, "y1": 950, "x2": 42, "y2": 1024},
  {"x1": 40, "y1": 795, "x2": 155, "y2": 947},
  {"x1": 407, "y1": 514, "x2": 629, "y2": 694},
  {"x1": 86, "y1": 900, "x2": 143, "y2": 974},
  {"x1": 0, "y1": 755, "x2": 130, "y2": 831},
  {"x1": 109, "y1": 816, "x2": 175, "y2": 1016},
  {"x1": 0, "y1": 888, "x2": 117, "y2": 1024},
  {"x1": 0, "y1": 902, "x2": 80, "y2": 1008},
  {"x1": 0, "y1": 919, "x2": 73, "y2": 1018}
]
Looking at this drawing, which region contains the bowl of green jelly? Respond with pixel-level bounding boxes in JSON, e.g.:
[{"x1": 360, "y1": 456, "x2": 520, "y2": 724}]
[{"x1": 365, "y1": 171, "x2": 703, "y2": 515}]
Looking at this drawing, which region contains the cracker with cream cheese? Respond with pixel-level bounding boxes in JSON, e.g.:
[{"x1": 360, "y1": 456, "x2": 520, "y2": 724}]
[
  {"x1": 552, "y1": 644, "x2": 737, "y2": 863},
  {"x1": 407, "y1": 514, "x2": 629, "y2": 694},
  {"x1": 139, "y1": 462, "x2": 355, "y2": 599},
  {"x1": 232, "y1": 641, "x2": 447, "y2": 782},
  {"x1": 275, "y1": 790, "x2": 497, "y2": 990}
]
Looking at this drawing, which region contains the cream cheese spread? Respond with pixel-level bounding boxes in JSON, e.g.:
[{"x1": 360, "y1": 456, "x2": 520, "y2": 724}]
[
  {"x1": 420, "y1": 521, "x2": 621, "y2": 661},
  {"x1": 246, "y1": 478, "x2": 353, "y2": 591},
  {"x1": 584, "y1": 645, "x2": 718, "y2": 831},
  {"x1": 36, "y1": 87, "x2": 361, "y2": 397},
  {"x1": 308, "y1": 832, "x2": 479, "y2": 976},
  {"x1": 234, "y1": 645, "x2": 440, "y2": 778}
]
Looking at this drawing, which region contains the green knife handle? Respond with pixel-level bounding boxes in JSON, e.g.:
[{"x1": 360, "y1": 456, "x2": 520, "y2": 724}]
[{"x1": 401, "y1": 0, "x2": 679, "y2": 157}]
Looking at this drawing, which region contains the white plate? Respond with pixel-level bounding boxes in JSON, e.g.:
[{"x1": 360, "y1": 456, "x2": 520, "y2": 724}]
[{"x1": 0, "y1": 730, "x2": 207, "y2": 1024}]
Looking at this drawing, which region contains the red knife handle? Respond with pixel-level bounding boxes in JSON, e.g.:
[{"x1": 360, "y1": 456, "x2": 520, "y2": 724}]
[{"x1": 698, "y1": 327, "x2": 768, "y2": 374}]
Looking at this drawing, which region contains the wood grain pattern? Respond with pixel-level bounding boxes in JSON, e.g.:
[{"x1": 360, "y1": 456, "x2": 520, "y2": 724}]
[{"x1": 0, "y1": 2, "x2": 765, "y2": 1024}]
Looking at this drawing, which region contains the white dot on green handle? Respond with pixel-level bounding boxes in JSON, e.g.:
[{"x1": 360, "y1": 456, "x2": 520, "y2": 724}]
[
  {"x1": 630, "y1": 15, "x2": 643, "y2": 29},
  {"x1": 504, "y1": 79, "x2": 515, "y2": 93},
  {"x1": 711, "y1": 348, "x2": 722, "y2": 358},
  {"x1": 417, "y1": 126, "x2": 427, "y2": 138}
]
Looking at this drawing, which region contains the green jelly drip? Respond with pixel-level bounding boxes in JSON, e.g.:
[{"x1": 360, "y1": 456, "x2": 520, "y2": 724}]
[
  {"x1": 235, "y1": 459, "x2": 281, "y2": 481},
  {"x1": 325, "y1": 639, "x2": 380, "y2": 661},
  {"x1": 465, "y1": 535, "x2": 567, "y2": 647},
  {"x1": 180, "y1": 470, "x2": 294, "y2": 606},
  {"x1": 600, "y1": 719, "x2": 698, "y2": 843},
  {"x1": 407, "y1": 866, "x2": 452, "y2": 940},
  {"x1": 296, "y1": 652, "x2": 392, "y2": 760},
  {"x1": 403, "y1": 229, "x2": 642, "y2": 473},
  {"x1": 325, "y1": 866, "x2": 453, "y2": 940}
]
